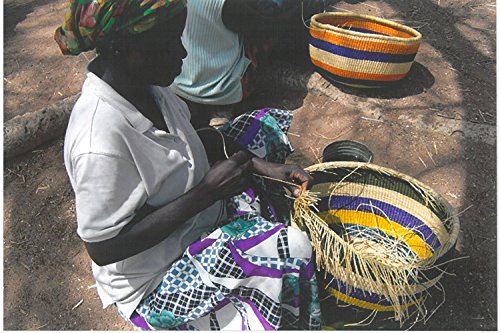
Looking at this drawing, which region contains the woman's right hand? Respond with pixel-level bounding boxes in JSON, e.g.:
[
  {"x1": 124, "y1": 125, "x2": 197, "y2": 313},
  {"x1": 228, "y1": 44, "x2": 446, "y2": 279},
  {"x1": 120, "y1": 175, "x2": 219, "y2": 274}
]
[{"x1": 200, "y1": 151, "x2": 252, "y2": 200}]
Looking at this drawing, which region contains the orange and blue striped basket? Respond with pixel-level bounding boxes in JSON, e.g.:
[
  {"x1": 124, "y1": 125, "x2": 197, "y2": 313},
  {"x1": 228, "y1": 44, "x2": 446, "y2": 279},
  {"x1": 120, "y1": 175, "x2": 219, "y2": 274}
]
[{"x1": 309, "y1": 12, "x2": 422, "y2": 88}]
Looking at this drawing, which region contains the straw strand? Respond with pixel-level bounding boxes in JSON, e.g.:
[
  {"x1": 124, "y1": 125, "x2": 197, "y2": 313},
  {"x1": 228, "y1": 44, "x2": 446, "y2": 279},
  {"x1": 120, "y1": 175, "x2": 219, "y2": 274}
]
[{"x1": 292, "y1": 162, "x2": 461, "y2": 326}]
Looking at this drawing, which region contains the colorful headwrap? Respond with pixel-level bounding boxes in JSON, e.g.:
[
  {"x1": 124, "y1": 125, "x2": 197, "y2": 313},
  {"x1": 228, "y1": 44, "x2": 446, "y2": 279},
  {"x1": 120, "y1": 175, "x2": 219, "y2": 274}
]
[{"x1": 54, "y1": 0, "x2": 186, "y2": 55}]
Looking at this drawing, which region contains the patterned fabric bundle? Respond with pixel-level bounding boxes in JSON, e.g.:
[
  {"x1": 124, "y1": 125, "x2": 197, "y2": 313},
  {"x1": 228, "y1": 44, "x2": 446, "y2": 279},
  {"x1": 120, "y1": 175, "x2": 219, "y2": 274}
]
[
  {"x1": 121, "y1": 109, "x2": 322, "y2": 330},
  {"x1": 220, "y1": 108, "x2": 293, "y2": 163},
  {"x1": 54, "y1": 0, "x2": 186, "y2": 55},
  {"x1": 292, "y1": 162, "x2": 460, "y2": 325},
  {"x1": 309, "y1": 12, "x2": 421, "y2": 88},
  {"x1": 131, "y1": 218, "x2": 321, "y2": 330},
  {"x1": 221, "y1": 108, "x2": 295, "y2": 224}
]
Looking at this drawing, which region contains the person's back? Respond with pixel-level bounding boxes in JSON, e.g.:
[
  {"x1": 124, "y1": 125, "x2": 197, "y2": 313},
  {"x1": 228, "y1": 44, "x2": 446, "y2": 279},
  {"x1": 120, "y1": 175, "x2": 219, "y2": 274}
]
[{"x1": 171, "y1": 0, "x2": 251, "y2": 106}]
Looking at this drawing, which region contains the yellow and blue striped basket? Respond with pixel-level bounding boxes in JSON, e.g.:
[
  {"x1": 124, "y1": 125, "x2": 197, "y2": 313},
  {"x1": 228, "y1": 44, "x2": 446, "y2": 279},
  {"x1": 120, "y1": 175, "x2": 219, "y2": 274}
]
[
  {"x1": 309, "y1": 12, "x2": 422, "y2": 88},
  {"x1": 293, "y1": 162, "x2": 460, "y2": 323}
]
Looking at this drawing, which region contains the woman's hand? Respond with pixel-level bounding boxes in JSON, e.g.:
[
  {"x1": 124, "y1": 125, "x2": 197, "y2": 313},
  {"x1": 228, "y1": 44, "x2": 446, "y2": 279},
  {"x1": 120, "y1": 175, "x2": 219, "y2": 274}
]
[
  {"x1": 200, "y1": 151, "x2": 253, "y2": 200},
  {"x1": 251, "y1": 158, "x2": 312, "y2": 197},
  {"x1": 85, "y1": 152, "x2": 252, "y2": 266}
]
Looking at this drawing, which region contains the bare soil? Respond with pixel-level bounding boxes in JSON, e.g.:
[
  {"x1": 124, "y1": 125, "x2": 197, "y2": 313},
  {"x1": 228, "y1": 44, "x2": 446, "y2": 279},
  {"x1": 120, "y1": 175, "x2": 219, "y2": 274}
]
[{"x1": 3, "y1": 0, "x2": 496, "y2": 330}]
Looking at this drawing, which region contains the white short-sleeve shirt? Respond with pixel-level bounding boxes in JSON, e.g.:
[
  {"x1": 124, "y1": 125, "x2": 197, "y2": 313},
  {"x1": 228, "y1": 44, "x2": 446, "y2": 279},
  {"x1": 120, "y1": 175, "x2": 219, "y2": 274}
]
[{"x1": 64, "y1": 65, "x2": 224, "y2": 318}]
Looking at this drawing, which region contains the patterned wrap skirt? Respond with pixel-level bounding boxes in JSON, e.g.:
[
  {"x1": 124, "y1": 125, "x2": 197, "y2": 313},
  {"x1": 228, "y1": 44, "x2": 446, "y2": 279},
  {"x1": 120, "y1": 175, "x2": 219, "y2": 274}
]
[{"x1": 121, "y1": 108, "x2": 322, "y2": 330}]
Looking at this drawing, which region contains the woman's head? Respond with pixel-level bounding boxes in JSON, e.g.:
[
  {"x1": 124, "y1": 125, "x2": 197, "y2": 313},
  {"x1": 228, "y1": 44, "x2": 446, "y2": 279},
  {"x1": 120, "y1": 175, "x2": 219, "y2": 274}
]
[
  {"x1": 55, "y1": 0, "x2": 186, "y2": 54},
  {"x1": 55, "y1": 0, "x2": 187, "y2": 86},
  {"x1": 102, "y1": 10, "x2": 187, "y2": 86}
]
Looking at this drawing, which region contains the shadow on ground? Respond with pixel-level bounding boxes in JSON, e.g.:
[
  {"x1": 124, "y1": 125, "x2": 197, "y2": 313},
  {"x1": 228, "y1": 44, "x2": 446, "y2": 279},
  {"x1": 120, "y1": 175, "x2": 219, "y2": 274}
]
[{"x1": 4, "y1": 0, "x2": 57, "y2": 42}]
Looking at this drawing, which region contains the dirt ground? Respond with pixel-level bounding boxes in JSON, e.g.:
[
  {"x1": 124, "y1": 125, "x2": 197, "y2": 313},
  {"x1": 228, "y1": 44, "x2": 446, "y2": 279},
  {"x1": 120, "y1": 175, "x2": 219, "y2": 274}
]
[{"x1": 3, "y1": 0, "x2": 496, "y2": 330}]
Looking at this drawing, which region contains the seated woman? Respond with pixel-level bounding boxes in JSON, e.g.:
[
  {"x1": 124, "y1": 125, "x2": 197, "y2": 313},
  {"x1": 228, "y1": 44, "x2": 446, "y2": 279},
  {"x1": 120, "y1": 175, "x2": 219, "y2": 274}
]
[
  {"x1": 171, "y1": 0, "x2": 326, "y2": 128},
  {"x1": 54, "y1": 0, "x2": 321, "y2": 330}
]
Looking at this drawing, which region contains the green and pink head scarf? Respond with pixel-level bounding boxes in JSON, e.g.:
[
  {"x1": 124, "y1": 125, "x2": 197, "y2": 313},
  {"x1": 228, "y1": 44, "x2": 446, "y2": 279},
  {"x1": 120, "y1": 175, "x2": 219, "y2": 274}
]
[{"x1": 54, "y1": 0, "x2": 186, "y2": 55}]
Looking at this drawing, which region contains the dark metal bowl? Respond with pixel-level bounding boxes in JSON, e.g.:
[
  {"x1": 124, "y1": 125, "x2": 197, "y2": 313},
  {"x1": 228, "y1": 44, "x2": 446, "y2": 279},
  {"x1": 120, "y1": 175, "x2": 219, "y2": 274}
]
[{"x1": 322, "y1": 140, "x2": 373, "y2": 163}]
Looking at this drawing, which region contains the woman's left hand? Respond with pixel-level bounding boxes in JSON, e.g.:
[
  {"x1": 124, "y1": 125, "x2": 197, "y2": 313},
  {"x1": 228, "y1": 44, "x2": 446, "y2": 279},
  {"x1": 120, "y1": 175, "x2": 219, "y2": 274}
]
[{"x1": 252, "y1": 158, "x2": 312, "y2": 197}]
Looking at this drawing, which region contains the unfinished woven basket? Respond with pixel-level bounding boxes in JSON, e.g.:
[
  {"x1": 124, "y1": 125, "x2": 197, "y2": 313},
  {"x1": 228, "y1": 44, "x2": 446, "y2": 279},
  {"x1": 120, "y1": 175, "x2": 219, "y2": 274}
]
[
  {"x1": 292, "y1": 162, "x2": 460, "y2": 324},
  {"x1": 309, "y1": 12, "x2": 422, "y2": 88}
]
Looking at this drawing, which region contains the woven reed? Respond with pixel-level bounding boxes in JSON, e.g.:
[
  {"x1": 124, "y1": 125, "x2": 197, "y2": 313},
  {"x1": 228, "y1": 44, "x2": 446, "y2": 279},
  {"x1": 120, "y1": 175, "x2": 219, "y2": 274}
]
[
  {"x1": 310, "y1": 48, "x2": 413, "y2": 75},
  {"x1": 309, "y1": 12, "x2": 422, "y2": 88},
  {"x1": 310, "y1": 12, "x2": 422, "y2": 44},
  {"x1": 292, "y1": 162, "x2": 460, "y2": 324},
  {"x1": 312, "y1": 181, "x2": 451, "y2": 253}
]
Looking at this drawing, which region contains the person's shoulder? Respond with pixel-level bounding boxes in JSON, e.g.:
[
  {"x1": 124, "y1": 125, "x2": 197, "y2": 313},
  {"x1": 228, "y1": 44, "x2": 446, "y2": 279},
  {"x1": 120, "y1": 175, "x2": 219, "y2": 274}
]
[
  {"x1": 71, "y1": 75, "x2": 128, "y2": 123},
  {"x1": 71, "y1": 88, "x2": 130, "y2": 131},
  {"x1": 66, "y1": 91, "x2": 132, "y2": 160}
]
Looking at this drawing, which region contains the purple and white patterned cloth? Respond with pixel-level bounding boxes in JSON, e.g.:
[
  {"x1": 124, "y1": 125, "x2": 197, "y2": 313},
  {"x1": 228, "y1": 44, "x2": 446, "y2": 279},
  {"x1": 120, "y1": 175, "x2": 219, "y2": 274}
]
[
  {"x1": 129, "y1": 218, "x2": 321, "y2": 330},
  {"x1": 222, "y1": 108, "x2": 295, "y2": 224},
  {"x1": 121, "y1": 108, "x2": 321, "y2": 330}
]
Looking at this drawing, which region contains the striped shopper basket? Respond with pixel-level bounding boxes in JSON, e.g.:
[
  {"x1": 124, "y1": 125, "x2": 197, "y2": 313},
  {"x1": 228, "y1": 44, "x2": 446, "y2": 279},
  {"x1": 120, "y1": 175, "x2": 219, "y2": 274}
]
[
  {"x1": 292, "y1": 162, "x2": 460, "y2": 325},
  {"x1": 309, "y1": 12, "x2": 422, "y2": 88}
]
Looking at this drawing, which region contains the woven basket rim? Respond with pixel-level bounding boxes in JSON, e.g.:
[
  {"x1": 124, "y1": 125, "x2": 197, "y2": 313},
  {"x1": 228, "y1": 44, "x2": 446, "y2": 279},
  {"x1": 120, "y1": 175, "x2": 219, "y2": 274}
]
[
  {"x1": 305, "y1": 161, "x2": 460, "y2": 254},
  {"x1": 311, "y1": 12, "x2": 422, "y2": 44}
]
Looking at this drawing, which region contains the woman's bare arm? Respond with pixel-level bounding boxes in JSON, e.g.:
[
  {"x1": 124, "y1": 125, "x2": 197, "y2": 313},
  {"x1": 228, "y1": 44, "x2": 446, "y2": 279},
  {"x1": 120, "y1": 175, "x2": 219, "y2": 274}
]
[{"x1": 85, "y1": 152, "x2": 252, "y2": 266}]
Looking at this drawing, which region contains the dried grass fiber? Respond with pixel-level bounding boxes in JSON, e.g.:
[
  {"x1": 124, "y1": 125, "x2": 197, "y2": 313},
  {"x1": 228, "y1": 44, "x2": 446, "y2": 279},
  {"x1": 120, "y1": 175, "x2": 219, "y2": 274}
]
[{"x1": 292, "y1": 162, "x2": 460, "y2": 325}]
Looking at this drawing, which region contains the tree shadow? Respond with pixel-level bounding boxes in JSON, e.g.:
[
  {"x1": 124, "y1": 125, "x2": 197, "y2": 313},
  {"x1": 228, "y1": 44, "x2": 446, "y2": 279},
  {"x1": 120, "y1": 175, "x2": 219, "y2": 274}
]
[
  {"x1": 377, "y1": 0, "x2": 497, "y2": 328},
  {"x1": 239, "y1": 76, "x2": 309, "y2": 114},
  {"x1": 4, "y1": 0, "x2": 57, "y2": 42}
]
